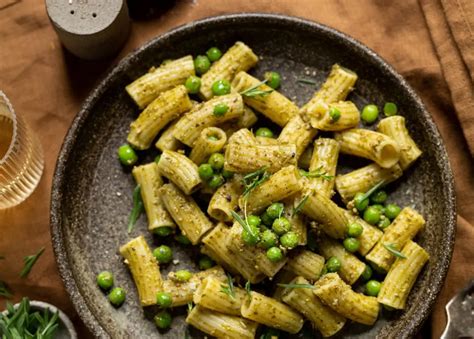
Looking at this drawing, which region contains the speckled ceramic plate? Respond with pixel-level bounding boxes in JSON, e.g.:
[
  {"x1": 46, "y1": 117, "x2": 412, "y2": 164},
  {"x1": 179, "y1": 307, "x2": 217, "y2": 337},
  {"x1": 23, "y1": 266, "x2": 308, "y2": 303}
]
[{"x1": 50, "y1": 13, "x2": 456, "y2": 339}]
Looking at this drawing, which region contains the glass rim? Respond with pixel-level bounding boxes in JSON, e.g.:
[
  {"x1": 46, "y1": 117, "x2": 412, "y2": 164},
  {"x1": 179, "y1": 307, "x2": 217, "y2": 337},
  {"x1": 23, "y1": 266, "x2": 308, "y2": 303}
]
[{"x1": 0, "y1": 90, "x2": 18, "y2": 165}]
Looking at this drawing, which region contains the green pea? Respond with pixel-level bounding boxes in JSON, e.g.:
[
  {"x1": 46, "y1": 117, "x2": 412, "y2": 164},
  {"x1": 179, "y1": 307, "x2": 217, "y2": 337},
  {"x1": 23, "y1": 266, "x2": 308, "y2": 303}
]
[
  {"x1": 117, "y1": 144, "x2": 138, "y2": 166},
  {"x1": 372, "y1": 204, "x2": 386, "y2": 215},
  {"x1": 247, "y1": 215, "x2": 261, "y2": 228},
  {"x1": 153, "y1": 245, "x2": 173, "y2": 264},
  {"x1": 384, "y1": 102, "x2": 398, "y2": 116},
  {"x1": 347, "y1": 223, "x2": 363, "y2": 237},
  {"x1": 255, "y1": 127, "x2": 274, "y2": 138},
  {"x1": 385, "y1": 203, "x2": 401, "y2": 220},
  {"x1": 198, "y1": 163, "x2": 214, "y2": 181},
  {"x1": 175, "y1": 270, "x2": 193, "y2": 282},
  {"x1": 185, "y1": 75, "x2": 201, "y2": 94},
  {"x1": 96, "y1": 271, "x2": 114, "y2": 290},
  {"x1": 266, "y1": 202, "x2": 284, "y2": 219},
  {"x1": 280, "y1": 231, "x2": 299, "y2": 249},
  {"x1": 354, "y1": 192, "x2": 369, "y2": 212},
  {"x1": 206, "y1": 47, "x2": 223, "y2": 62},
  {"x1": 365, "y1": 280, "x2": 381, "y2": 297},
  {"x1": 264, "y1": 71, "x2": 281, "y2": 89},
  {"x1": 260, "y1": 211, "x2": 273, "y2": 227},
  {"x1": 329, "y1": 107, "x2": 341, "y2": 122},
  {"x1": 155, "y1": 154, "x2": 161, "y2": 164},
  {"x1": 175, "y1": 234, "x2": 191, "y2": 245},
  {"x1": 222, "y1": 169, "x2": 234, "y2": 179},
  {"x1": 208, "y1": 174, "x2": 225, "y2": 189},
  {"x1": 266, "y1": 247, "x2": 283, "y2": 262},
  {"x1": 272, "y1": 217, "x2": 291, "y2": 235},
  {"x1": 108, "y1": 287, "x2": 126, "y2": 307},
  {"x1": 153, "y1": 226, "x2": 173, "y2": 237},
  {"x1": 198, "y1": 256, "x2": 215, "y2": 270},
  {"x1": 194, "y1": 55, "x2": 211, "y2": 75},
  {"x1": 213, "y1": 103, "x2": 229, "y2": 117},
  {"x1": 363, "y1": 206, "x2": 381, "y2": 225},
  {"x1": 156, "y1": 291, "x2": 173, "y2": 308},
  {"x1": 361, "y1": 104, "x2": 379, "y2": 124},
  {"x1": 343, "y1": 237, "x2": 360, "y2": 253},
  {"x1": 259, "y1": 229, "x2": 278, "y2": 249},
  {"x1": 371, "y1": 190, "x2": 388, "y2": 204},
  {"x1": 242, "y1": 225, "x2": 260, "y2": 246},
  {"x1": 211, "y1": 79, "x2": 231, "y2": 96},
  {"x1": 326, "y1": 256, "x2": 341, "y2": 273},
  {"x1": 378, "y1": 217, "x2": 391, "y2": 229},
  {"x1": 208, "y1": 153, "x2": 225, "y2": 170},
  {"x1": 361, "y1": 264, "x2": 373, "y2": 281},
  {"x1": 154, "y1": 310, "x2": 172, "y2": 329}
]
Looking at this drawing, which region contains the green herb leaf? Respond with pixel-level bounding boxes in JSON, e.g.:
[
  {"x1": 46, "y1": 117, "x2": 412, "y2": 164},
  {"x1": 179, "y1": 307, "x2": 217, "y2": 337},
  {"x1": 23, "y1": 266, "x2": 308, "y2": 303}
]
[
  {"x1": 220, "y1": 273, "x2": 236, "y2": 299},
  {"x1": 359, "y1": 180, "x2": 386, "y2": 202},
  {"x1": 245, "y1": 281, "x2": 252, "y2": 297},
  {"x1": 128, "y1": 184, "x2": 144, "y2": 233},
  {"x1": 297, "y1": 78, "x2": 318, "y2": 85},
  {"x1": 300, "y1": 166, "x2": 333, "y2": 181},
  {"x1": 293, "y1": 195, "x2": 309, "y2": 215},
  {"x1": 20, "y1": 247, "x2": 45, "y2": 278},
  {"x1": 187, "y1": 302, "x2": 194, "y2": 314},
  {"x1": 231, "y1": 211, "x2": 258, "y2": 242},
  {"x1": 383, "y1": 243, "x2": 407, "y2": 259},
  {"x1": 240, "y1": 80, "x2": 274, "y2": 98},
  {"x1": 0, "y1": 281, "x2": 12, "y2": 299},
  {"x1": 277, "y1": 283, "x2": 315, "y2": 289}
]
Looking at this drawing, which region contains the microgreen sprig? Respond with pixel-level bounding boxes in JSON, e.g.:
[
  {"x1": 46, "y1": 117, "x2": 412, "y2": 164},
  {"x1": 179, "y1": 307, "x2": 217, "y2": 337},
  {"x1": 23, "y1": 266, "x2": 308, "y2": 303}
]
[
  {"x1": 128, "y1": 184, "x2": 144, "y2": 233},
  {"x1": 20, "y1": 247, "x2": 45, "y2": 278},
  {"x1": 383, "y1": 243, "x2": 407, "y2": 259},
  {"x1": 240, "y1": 80, "x2": 274, "y2": 98}
]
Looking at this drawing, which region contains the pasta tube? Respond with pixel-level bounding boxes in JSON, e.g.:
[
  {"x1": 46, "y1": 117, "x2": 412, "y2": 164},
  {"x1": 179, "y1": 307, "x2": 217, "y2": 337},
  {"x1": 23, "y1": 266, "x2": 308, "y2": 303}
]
[
  {"x1": 303, "y1": 101, "x2": 360, "y2": 131},
  {"x1": 193, "y1": 276, "x2": 246, "y2": 316},
  {"x1": 378, "y1": 240, "x2": 429, "y2": 309},
  {"x1": 186, "y1": 305, "x2": 258, "y2": 339},
  {"x1": 221, "y1": 106, "x2": 259, "y2": 136},
  {"x1": 127, "y1": 85, "x2": 192, "y2": 150},
  {"x1": 298, "y1": 146, "x2": 313, "y2": 170},
  {"x1": 285, "y1": 250, "x2": 325, "y2": 281},
  {"x1": 173, "y1": 93, "x2": 244, "y2": 146},
  {"x1": 335, "y1": 163, "x2": 403, "y2": 203},
  {"x1": 314, "y1": 273, "x2": 379, "y2": 325},
  {"x1": 119, "y1": 236, "x2": 162, "y2": 306},
  {"x1": 301, "y1": 64, "x2": 358, "y2": 110},
  {"x1": 224, "y1": 143, "x2": 297, "y2": 173},
  {"x1": 281, "y1": 276, "x2": 346, "y2": 337},
  {"x1": 278, "y1": 115, "x2": 318, "y2": 158},
  {"x1": 335, "y1": 129, "x2": 400, "y2": 168},
  {"x1": 240, "y1": 291, "x2": 304, "y2": 334},
  {"x1": 318, "y1": 237, "x2": 366, "y2": 285},
  {"x1": 201, "y1": 223, "x2": 265, "y2": 283},
  {"x1": 343, "y1": 210, "x2": 383, "y2": 256},
  {"x1": 199, "y1": 41, "x2": 258, "y2": 100},
  {"x1": 377, "y1": 116, "x2": 422, "y2": 169},
  {"x1": 366, "y1": 207, "x2": 425, "y2": 272},
  {"x1": 126, "y1": 55, "x2": 195, "y2": 109},
  {"x1": 155, "y1": 120, "x2": 183, "y2": 151},
  {"x1": 227, "y1": 128, "x2": 257, "y2": 145},
  {"x1": 308, "y1": 138, "x2": 340, "y2": 198},
  {"x1": 207, "y1": 179, "x2": 243, "y2": 222},
  {"x1": 159, "y1": 183, "x2": 214, "y2": 245},
  {"x1": 240, "y1": 165, "x2": 302, "y2": 214},
  {"x1": 232, "y1": 71, "x2": 299, "y2": 126},
  {"x1": 272, "y1": 270, "x2": 297, "y2": 301},
  {"x1": 300, "y1": 190, "x2": 349, "y2": 239},
  {"x1": 162, "y1": 267, "x2": 226, "y2": 307},
  {"x1": 189, "y1": 127, "x2": 227, "y2": 165},
  {"x1": 132, "y1": 163, "x2": 175, "y2": 232},
  {"x1": 157, "y1": 150, "x2": 201, "y2": 195},
  {"x1": 256, "y1": 136, "x2": 279, "y2": 145}
]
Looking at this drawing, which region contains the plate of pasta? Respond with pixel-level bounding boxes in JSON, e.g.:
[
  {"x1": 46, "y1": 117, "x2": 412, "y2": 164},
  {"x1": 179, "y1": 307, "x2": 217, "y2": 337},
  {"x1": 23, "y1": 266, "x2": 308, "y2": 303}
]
[{"x1": 50, "y1": 13, "x2": 456, "y2": 339}]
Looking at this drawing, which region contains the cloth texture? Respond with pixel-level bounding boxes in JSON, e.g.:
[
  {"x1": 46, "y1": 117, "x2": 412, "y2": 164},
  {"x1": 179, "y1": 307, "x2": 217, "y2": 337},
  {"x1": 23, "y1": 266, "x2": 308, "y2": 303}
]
[{"x1": 0, "y1": 1, "x2": 472, "y2": 338}]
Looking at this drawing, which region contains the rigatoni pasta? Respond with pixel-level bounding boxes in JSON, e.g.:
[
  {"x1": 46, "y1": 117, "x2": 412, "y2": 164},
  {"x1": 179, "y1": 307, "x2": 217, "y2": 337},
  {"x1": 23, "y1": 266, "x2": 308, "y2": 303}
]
[
  {"x1": 285, "y1": 250, "x2": 325, "y2": 281},
  {"x1": 189, "y1": 127, "x2": 227, "y2": 164},
  {"x1": 207, "y1": 179, "x2": 243, "y2": 222},
  {"x1": 308, "y1": 138, "x2": 340, "y2": 198},
  {"x1": 278, "y1": 115, "x2": 318, "y2": 158},
  {"x1": 303, "y1": 100, "x2": 360, "y2": 131},
  {"x1": 154, "y1": 120, "x2": 183, "y2": 151},
  {"x1": 157, "y1": 150, "x2": 202, "y2": 195},
  {"x1": 193, "y1": 276, "x2": 246, "y2": 315}
]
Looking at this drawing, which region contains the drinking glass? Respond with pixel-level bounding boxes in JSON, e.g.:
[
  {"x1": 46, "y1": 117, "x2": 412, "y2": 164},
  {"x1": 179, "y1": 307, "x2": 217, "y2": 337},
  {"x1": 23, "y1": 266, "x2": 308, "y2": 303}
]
[{"x1": 0, "y1": 91, "x2": 44, "y2": 209}]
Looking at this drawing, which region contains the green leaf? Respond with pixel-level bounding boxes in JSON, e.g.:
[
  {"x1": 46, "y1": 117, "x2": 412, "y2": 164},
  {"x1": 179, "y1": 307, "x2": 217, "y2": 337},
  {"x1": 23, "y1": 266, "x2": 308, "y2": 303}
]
[
  {"x1": 276, "y1": 283, "x2": 315, "y2": 289},
  {"x1": 20, "y1": 247, "x2": 45, "y2": 278},
  {"x1": 383, "y1": 243, "x2": 407, "y2": 259},
  {"x1": 220, "y1": 273, "x2": 235, "y2": 299},
  {"x1": 293, "y1": 195, "x2": 309, "y2": 215},
  {"x1": 296, "y1": 78, "x2": 318, "y2": 85},
  {"x1": 300, "y1": 166, "x2": 333, "y2": 181},
  {"x1": 240, "y1": 80, "x2": 274, "y2": 98},
  {"x1": 128, "y1": 185, "x2": 144, "y2": 233}
]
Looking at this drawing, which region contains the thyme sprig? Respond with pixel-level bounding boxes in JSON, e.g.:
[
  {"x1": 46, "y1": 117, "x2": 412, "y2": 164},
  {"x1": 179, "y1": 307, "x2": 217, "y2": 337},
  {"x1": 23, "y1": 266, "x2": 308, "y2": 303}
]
[
  {"x1": 128, "y1": 184, "x2": 144, "y2": 233},
  {"x1": 383, "y1": 243, "x2": 407, "y2": 259},
  {"x1": 276, "y1": 283, "x2": 315, "y2": 289},
  {"x1": 20, "y1": 247, "x2": 45, "y2": 278},
  {"x1": 240, "y1": 80, "x2": 274, "y2": 98},
  {"x1": 220, "y1": 273, "x2": 236, "y2": 299}
]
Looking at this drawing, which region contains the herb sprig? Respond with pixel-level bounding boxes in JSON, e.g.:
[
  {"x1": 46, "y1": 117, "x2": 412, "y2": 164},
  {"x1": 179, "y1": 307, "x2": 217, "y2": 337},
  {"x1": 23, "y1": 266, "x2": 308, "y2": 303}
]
[
  {"x1": 231, "y1": 211, "x2": 259, "y2": 242},
  {"x1": 357, "y1": 180, "x2": 386, "y2": 202},
  {"x1": 296, "y1": 78, "x2": 318, "y2": 85},
  {"x1": 277, "y1": 283, "x2": 315, "y2": 289},
  {"x1": 299, "y1": 166, "x2": 333, "y2": 181},
  {"x1": 240, "y1": 80, "x2": 274, "y2": 98},
  {"x1": 0, "y1": 281, "x2": 12, "y2": 299},
  {"x1": 20, "y1": 247, "x2": 45, "y2": 278},
  {"x1": 220, "y1": 273, "x2": 236, "y2": 299},
  {"x1": 383, "y1": 243, "x2": 407, "y2": 259},
  {"x1": 128, "y1": 184, "x2": 144, "y2": 233},
  {"x1": 245, "y1": 281, "x2": 252, "y2": 297},
  {"x1": 293, "y1": 195, "x2": 309, "y2": 215}
]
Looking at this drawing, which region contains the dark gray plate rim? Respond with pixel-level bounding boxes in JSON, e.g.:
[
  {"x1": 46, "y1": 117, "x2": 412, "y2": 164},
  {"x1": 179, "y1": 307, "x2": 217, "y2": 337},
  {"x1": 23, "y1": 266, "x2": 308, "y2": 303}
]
[{"x1": 50, "y1": 13, "x2": 456, "y2": 338}]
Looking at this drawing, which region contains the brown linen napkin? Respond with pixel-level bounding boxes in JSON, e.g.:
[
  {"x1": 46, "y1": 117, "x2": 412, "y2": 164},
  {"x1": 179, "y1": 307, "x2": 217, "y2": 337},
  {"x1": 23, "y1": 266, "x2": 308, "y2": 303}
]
[{"x1": 420, "y1": 0, "x2": 474, "y2": 156}]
